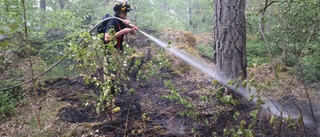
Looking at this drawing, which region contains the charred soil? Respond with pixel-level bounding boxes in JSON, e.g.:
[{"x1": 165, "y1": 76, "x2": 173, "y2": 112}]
[{"x1": 0, "y1": 31, "x2": 319, "y2": 137}]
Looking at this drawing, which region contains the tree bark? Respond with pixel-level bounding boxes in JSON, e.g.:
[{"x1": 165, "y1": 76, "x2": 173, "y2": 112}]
[
  {"x1": 214, "y1": 0, "x2": 247, "y2": 79},
  {"x1": 58, "y1": 0, "x2": 66, "y2": 9},
  {"x1": 40, "y1": 0, "x2": 46, "y2": 10},
  {"x1": 188, "y1": 0, "x2": 193, "y2": 31},
  {"x1": 40, "y1": 0, "x2": 46, "y2": 26}
]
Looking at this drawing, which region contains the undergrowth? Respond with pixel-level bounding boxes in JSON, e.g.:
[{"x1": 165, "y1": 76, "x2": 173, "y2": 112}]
[
  {"x1": 0, "y1": 80, "x2": 23, "y2": 121},
  {"x1": 71, "y1": 29, "x2": 172, "y2": 136},
  {"x1": 246, "y1": 37, "x2": 269, "y2": 67},
  {"x1": 196, "y1": 44, "x2": 214, "y2": 59}
]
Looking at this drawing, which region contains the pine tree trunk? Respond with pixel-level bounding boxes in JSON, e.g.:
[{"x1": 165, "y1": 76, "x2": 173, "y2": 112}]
[
  {"x1": 214, "y1": 0, "x2": 247, "y2": 79},
  {"x1": 40, "y1": 0, "x2": 46, "y2": 10},
  {"x1": 188, "y1": 0, "x2": 193, "y2": 31},
  {"x1": 58, "y1": 0, "x2": 66, "y2": 9}
]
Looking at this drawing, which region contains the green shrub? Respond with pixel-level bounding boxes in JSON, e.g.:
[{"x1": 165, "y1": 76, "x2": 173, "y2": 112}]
[
  {"x1": 0, "y1": 92, "x2": 17, "y2": 119},
  {"x1": 282, "y1": 52, "x2": 296, "y2": 67},
  {"x1": 301, "y1": 51, "x2": 320, "y2": 84},
  {"x1": 0, "y1": 80, "x2": 22, "y2": 121},
  {"x1": 247, "y1": 39, "x2": 266, "y2": 56},
  {"x1": 246, "y1": 39, "x2": 269, "y2": 66},
  {"x1": 196, "y1": 44, "x2": 214, "y2": 59},
  {"x1": 246, "y1": 37, "x2": 288, "y2": 67}
]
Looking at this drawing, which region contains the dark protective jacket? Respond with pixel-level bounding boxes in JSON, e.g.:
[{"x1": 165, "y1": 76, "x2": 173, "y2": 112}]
[{"x1": 104, "y1": 14, "x2": 128, "y2": 50}]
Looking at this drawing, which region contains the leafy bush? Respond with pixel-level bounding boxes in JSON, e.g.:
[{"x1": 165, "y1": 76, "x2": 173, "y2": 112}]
[
  {"x1": 0, "y1": 80, "x2": 22, "y2": 121},
  {"x1": 0, "y1": 92, "x2": 17, "y2": 119},
  {"x1": 283, "y1": 52, "x2": 297, "y2": 67},
  {"x1": 301, "y1": 46, "x2": 320, "y2": 83},
  {"x1": 196, "y1": 44, "x2": 214, "y2": 59},
  {"x1": 246, "y1": 38, "x2": 269, "y2": 66}
]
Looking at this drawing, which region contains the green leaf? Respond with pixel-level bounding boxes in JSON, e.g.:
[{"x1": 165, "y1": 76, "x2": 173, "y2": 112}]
[
  {"x1": 233, "y1": 111, "x2": 240, "y2": 120},
  {"x1": 200, "y1": 96, "x2": 207, "y2": 101},
  {"x1": 8, "y1": 23, "x2": 19, "y2": 31},
  {"x1": 235, "y1": 83, "x2": 239, "y2": 90},
  {"x1": 223, "y1": 128, "x2": 228, "y2": 136},
  {"x1": 269, "y1": 115, "x2": 275, "y2": 125},
  {"x1": 249, "y1": 78, "x2": 254, "y2": 84},
  {"x1": 248, "y1": 94, "x2": 254, "y2": 101},
  {"x1": 287, "y1": 122, "x2": 295, "y2": 129},
  {"x1": 250, "y1": 110, "x2": 259, "y2": 118},
  {"x1": 211, "y1": 80, "x2": 219, "y2": 85},
  {"x1": 222, "y1": 95, "x2": 232, "y2": 103},
  {"x1": 298, "y1": 116, "x2": 303, "y2": 124},
  {"x1": 227, "y1": 80, "x2": 234, "y2": 85},
  {"x1": 242, "y1": 81, "x2": 247, "y2": 87},
  {"x1": 286, "y1": 115, "x2": 292, "y2": 123},
  {"x1": 0, "y1": 40, "x2": 10, "y2": 48},
  {"x1": 237, "y1": 128, "x2": 244, "y2": 135},
  {"x1": 266, "y1": 81, "x2": 271, "y2": 87}
]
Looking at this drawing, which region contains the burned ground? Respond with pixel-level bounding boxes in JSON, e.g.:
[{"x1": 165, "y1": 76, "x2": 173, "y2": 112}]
[
  {"x1": 0, "y1": 31, "x2": 319, "y2": 137},
  {"x1": 2, "y1": 67, "x2": 314, "y2": 137}
]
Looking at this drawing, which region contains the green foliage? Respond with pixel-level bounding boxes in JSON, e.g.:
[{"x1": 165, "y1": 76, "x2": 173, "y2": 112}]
[
  {"x1": 0, "y1": 0, "x2": 86, "y2": 83},
  {"x1": 197, "y1": 44, "x2": 214, "y2": 59},
  {"x1": 70, "y1": 26, "x2": 173, "y2": 115},
  {"x1": 213, "y1": 84, "x2": 239, "y2": 107},
  {"x1": 219, "y1": 74, "x2": 283, "y2": 137},
  {"x1": 188, "y1": 0, "x2": 214, "y2": 33},
  {"x1": 0, "y1": 0, "x2": 319, "y2": 136},
  {"x1": 246, "y1": 37, "x2": 280, "y2": 67},
  {"x1": 130, "y1": 0, "x2": 188, "y2": 31},
  {"x1": 136, "y1": 46, "x2": 172, "y2": 84},
  {"x1": 129, "y1": 0, "x2": 214, "y2": 33},
  {"x1": 0, "y1": 92, "x2": 17, "y2": 120},
  {"x1": 0, "y1": 80, "x2": 22, "y2": 120},
  {"x1": 246, "y1": 0, "x2": 320, "y2": 84},
  {"x1": 264, "y1": 1, "x2": 320, "y2": 83},
  {"x1": 163, "y1": 80, "x2": 195, "y2": 109},
  {"x1": 246, "y1": 39, "x2": 266, "y2": 55},
  {"x1": 301, "y1": 44, "x2": 320, "y2": 83},
  {"x1": 246, "y1": 11, "x2": 259, "y2": 35}
]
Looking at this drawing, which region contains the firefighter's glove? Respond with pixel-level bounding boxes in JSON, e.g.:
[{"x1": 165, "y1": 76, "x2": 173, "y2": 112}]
[{"x1": 132, "y1": 25, "x2": 139, "y2": 31}]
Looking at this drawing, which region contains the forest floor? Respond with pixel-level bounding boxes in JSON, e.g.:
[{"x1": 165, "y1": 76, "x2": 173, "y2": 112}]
[{"x1": 0, "y1": 31, "x2": 320, "y2": 137}]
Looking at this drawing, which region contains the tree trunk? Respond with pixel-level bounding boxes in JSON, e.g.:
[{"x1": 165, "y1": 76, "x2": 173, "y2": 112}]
[
  {"x1": 188, "y1": 0, "x2": 193, "y2": 31},
  {"x1": 58, "y1": 0, "x2": 66, "y2": 9},
  {"x1": 214, "y1": 0, "x2": 247, "y2": 79},
  {"x1": 40, "y1": 0, "x2": 46, "y2": 26},
  {"x1": 40, "y1": 0, "x2": 46, "y2": 10}
]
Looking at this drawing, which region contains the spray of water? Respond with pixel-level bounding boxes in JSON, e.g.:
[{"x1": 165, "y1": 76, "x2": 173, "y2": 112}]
[{"x1": 138, "y1": 30, "x2": 317, "y2": 127}]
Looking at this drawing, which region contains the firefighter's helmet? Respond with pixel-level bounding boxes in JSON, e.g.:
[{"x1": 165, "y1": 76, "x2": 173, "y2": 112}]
[{"x1": 113, "y1": 0, "x2": 132, "y2": 12}]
